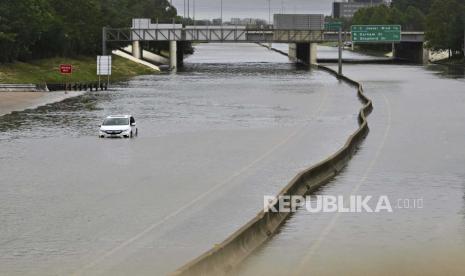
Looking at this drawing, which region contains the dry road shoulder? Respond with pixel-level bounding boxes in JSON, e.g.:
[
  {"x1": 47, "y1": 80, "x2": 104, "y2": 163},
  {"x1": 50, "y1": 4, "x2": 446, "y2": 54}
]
[{"x1": 0, "y1": 91, "x2": 85, "y2": 117}]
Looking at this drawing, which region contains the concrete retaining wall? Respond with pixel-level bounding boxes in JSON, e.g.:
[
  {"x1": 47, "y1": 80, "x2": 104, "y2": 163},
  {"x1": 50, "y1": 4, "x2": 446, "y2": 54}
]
[{"x1": 171, "y1": 62, "x2": 373, "y2": 276}]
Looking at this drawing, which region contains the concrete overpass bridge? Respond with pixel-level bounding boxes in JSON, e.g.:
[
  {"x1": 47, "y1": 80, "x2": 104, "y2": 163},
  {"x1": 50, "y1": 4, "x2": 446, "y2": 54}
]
[{"x1": 103, "y1": 19, "x2": 426, "y2": 69}]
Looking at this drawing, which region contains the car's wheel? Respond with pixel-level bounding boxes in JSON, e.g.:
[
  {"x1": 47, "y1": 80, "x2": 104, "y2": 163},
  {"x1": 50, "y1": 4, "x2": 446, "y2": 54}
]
[{"x1": 99, "y1": 135, "x2": 104, "y2": 138}]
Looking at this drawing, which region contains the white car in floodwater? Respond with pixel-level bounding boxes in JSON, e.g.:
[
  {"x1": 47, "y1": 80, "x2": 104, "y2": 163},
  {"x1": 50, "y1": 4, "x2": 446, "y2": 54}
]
[{"x1": 99, "y1": 115, "x2": 138, "y2": 138}]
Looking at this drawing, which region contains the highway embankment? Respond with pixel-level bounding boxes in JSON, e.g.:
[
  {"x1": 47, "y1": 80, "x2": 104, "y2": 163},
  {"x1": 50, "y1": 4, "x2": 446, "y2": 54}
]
[
  {"x1": 0, "y1": 55, "x2": 157, "y2": 84},
  {"x1": 0, "y1": 54, "x2": 159, "y2": 116}
]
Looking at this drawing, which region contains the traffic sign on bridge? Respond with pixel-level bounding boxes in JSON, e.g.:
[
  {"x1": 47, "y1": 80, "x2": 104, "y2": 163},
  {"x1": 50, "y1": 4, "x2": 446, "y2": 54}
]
[
  {"x1": 351, "y1": 25, "x2": 401, "y2": 43},
  {"x1": 325, "y1": 22, "x2": 342, "y2": 31}
]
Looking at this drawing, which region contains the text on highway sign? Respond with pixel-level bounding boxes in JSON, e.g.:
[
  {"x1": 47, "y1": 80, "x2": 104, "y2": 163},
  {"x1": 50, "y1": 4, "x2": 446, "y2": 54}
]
[{"x1": 351, "y1": 25, "x2": 401, "y2": 43}]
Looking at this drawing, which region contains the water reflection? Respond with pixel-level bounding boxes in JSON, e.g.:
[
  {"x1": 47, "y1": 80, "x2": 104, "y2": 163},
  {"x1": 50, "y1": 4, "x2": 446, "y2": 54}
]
[{"x1": 426, "y1": 63, "x2": 465, "y2": 79}]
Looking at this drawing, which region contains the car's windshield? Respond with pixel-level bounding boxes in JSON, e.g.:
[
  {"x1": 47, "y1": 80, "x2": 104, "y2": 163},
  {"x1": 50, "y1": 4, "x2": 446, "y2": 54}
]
[{"x1": 102, "y1": 118, "x2": 129, "y2": 126}]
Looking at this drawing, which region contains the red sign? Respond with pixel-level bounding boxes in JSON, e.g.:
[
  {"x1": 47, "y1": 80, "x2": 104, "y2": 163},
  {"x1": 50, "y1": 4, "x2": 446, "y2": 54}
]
[{"x1": 60, "y1": 64, "x2": 72, "y2": 74}]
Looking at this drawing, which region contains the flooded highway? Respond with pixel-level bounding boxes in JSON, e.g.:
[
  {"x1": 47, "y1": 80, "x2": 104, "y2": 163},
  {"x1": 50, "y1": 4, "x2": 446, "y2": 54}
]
[
  {"x1": 0, "y1": 43, "x2": 361, "y2": 275},
  {"x1": 239, "y1": 52, "x2": 465, "y2": 275}
]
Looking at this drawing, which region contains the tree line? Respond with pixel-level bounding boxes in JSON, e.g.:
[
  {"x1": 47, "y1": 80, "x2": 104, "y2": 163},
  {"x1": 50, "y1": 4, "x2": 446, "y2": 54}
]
[
  {"x1": 352, "y1": 0, "x2": 465, "y2": 56},
  {"x1": 0, "y1": 0, "x2": 178, "y2": 63}
]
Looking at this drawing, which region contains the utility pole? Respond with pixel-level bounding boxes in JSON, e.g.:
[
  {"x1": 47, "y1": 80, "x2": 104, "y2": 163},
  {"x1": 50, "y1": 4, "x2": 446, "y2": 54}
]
[
  {"x1": 193, "y1": 0, "x2": 196, "y2": 22},
  {"x1": 188, "y1": 0, "x2": 190, "y2": 19},
  {"x1": 221, "y1": 0, "x2": 223, "y2": 25}
]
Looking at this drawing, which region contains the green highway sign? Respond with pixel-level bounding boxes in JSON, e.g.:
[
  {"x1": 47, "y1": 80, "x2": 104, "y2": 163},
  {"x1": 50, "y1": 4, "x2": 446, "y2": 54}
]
[
  {"x1": 351, "y1": 25, "x2": 401, "y2": 43},
  {"x1": 325, "y1": 22, "x2": 342, "y2": 30}
]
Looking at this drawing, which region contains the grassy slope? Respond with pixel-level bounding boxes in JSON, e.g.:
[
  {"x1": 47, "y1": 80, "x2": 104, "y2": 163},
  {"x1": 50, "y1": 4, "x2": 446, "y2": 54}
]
[{"x1": 0, "y1": 55, "x2": 157, "y2": 84}]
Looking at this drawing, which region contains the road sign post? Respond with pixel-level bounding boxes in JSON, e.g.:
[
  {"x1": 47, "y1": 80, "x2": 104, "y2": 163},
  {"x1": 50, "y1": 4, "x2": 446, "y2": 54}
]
[
  {"x1": 97, "y1": 56, "x2": 112, "y2": 89},
  {"x1": 325, "y1": 22, "x2": 343, "y2": 75},
  {"x1": 338, "y1": 27, "x2": 342, "y2": 75},
  {"x1": 60, "y1": 64, "x2": 72, "y2": 93},
  {"x1": 351, "y1": 25, "x2": 401, "y2": 43}
]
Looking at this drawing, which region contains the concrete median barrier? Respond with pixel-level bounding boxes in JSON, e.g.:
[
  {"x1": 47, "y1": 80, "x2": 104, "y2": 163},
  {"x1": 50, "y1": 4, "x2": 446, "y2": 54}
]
[{"x1": 171, "y1": 64, "x2": 373, "y2": 276}]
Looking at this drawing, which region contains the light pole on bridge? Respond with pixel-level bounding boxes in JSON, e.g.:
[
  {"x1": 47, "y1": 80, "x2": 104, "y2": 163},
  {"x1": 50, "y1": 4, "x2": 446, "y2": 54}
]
[{"x1": 268, "y1": 0, "x2": 271, "y2": 25}]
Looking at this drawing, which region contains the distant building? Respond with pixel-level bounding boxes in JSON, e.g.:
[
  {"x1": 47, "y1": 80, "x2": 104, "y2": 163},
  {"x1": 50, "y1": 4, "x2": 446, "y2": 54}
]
[
  {"x1": 193, "y1": 19, "x2": 212, "y2": 26},
  {"x1": 212, "y1": 18, "x2": 222, "y2": 25},
  {"x1": 227, "y1": 18, "x2": 267, "y2": 26},
  {"x1": 333, "y1": 0, "x2": 386, "y2": 19}
]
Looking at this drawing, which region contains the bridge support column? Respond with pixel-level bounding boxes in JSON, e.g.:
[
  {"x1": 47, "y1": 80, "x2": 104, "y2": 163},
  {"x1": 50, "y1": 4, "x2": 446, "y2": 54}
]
[
  {"x1": 288, "y1": 43, "x2": 297, "y2": 62},
  {"x1": 294, "y1": 43, "x2": 318, "y2": 65},
  {"x1": 309, "y1": 43, "x2": 317, "y2": 65},
  {"x1": 132, "y1": 40, "x2": 142, "y2": 59},
  {"x1": 169, "y1": 40, "x2": 177, "y2": 70},
  {"x1": 394, "y1": 42, "x2": 429, "y2": 64},
  {"x1": 422, "y1": 42, "x2": 430, "y2": 64}
]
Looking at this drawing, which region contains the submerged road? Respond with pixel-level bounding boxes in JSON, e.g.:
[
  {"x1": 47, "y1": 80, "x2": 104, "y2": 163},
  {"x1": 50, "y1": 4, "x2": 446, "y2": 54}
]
[
  {"x1": 0, "y1": 43, "x2": 361, "y2": 275},
  {"x1": 239, "y1": 54, "x2": 465, "y2": 275}
]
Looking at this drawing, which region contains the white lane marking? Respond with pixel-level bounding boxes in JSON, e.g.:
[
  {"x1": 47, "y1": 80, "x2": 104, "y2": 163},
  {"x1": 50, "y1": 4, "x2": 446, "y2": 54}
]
[
  {"x1": 73, "y1": 86, "x2": 330, "y2": 275},
  {"x1": 294, "y1": 93, "x2": 392, "y2": 275}
]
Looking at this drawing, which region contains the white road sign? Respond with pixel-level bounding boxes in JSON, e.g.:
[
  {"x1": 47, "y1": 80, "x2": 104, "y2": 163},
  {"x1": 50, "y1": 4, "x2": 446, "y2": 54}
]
[{"x1": 97, "y1": 55, "x2": 112, "y2": 75}]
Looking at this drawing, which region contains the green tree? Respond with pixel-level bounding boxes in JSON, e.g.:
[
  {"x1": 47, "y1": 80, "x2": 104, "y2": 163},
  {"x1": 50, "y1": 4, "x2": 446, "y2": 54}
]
[
  {"x1": 426, "y1": 0, "x2": 465, "y2": 55},
  {"x1": 352, "y1": 4, "x2": 425, "y2": 31},
  {"x1": 403, "y1": 6, "x2": 426, "y2": 30},
  {"x1": 0, "y1": 0, "x2": 53, "y2": 62},
  {"x1": 0, "y1": 0, "x2": 180, "y2": 62},
  {"x1": 392, "y1": 0, "x2": 433, "y2": 14}
]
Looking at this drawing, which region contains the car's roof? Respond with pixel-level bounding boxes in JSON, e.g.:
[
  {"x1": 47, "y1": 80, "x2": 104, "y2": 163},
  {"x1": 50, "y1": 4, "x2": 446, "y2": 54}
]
[{"x1": 106, "y1": 115, "x2": 131, "y2": 118}]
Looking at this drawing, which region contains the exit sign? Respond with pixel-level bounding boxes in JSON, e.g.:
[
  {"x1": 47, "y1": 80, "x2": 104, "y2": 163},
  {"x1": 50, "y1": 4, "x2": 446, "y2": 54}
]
[{"x1": 351, "y1": 25, "x2": 401, "y2": 43}]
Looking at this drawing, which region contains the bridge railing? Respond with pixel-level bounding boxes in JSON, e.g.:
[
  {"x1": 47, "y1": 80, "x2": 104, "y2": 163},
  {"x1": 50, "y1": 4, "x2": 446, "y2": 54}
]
[
  {"x1": 105, "y1": 27, "x2": 424, "y2": 43},
  {"x1": 105, "y1": 27, "x2": 325, "y2": 43}
]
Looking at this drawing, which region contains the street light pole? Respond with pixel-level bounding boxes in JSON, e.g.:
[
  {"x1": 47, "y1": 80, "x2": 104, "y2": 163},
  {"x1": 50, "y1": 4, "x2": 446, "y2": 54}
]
[
  {"x1": 221, "y1": 0, "x2": 223, "y2": 25},
  {"x1": 268, "y1": 0, "x2": 271, "y2": 25}
]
